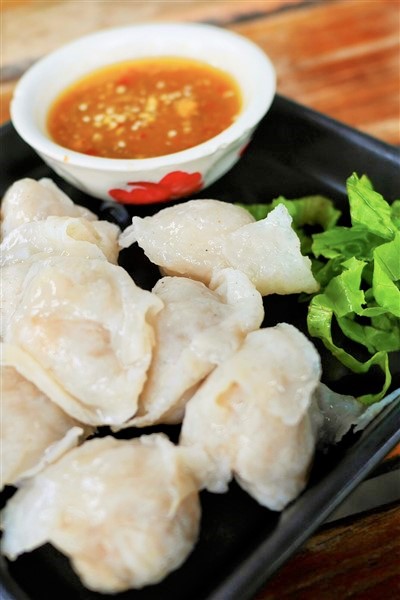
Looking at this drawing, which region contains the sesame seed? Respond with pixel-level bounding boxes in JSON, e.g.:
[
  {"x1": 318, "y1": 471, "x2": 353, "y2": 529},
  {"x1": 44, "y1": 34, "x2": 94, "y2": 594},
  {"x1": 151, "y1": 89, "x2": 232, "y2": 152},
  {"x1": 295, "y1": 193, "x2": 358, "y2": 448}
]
[
  {"x1": 160, "y1": 91, "x2": 182, "y2": 105},
  {"x1": 78, "y1": 102, "x2": 88, "y2": 111},
  {"x1": 117, "y1": 140, "x2": 126, "y2": 148},
  {"x1": 116, "y1": 85, "x2": 127, "y2": 94},
  {"x1": 167, "y1": 129, "x2": 177, "y2": 138},
  {"x1": 82, "y1": 115, "x2": 91, "y2": 123}
]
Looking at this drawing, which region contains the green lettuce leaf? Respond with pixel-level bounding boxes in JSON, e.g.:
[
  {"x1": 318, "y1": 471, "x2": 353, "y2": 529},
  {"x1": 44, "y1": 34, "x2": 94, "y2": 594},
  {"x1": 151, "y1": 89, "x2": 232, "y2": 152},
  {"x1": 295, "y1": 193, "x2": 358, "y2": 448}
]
[
  {"x1": 390, "y1": 199, "x2": 400, "y2": 228},
  {"x1": 240, "y1": 194, "x2": 341, "y2": 229},
  {"x1": 312, "y1": 226, "x2": 383, "y2": 261},
  {"x1": 239, "y1": 173, "x2": 399, "y2": 404},
  {"x1": 372, "y1": 233, "x2": 400, "y2": 317},
  {"x1": 347, "y1": 173, "x2": 397, "y2": 240},
  {"x1": 338, "y1": 313, "x2": 400, "y2": 354},
  {"x1": 307, "y1": 174, "x2": 399, "y2": 403},
  {"x1": 320, "y1": 257, "x2": 366, "y2": 318},
  {"x1": 307, "y1": 293, "x2": 392, "y2": 404}
]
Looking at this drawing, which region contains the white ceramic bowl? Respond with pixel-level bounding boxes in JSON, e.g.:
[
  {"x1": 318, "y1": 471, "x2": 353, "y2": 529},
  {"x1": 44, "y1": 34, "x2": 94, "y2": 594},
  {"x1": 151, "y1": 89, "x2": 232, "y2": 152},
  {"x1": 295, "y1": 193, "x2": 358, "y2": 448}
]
[{"x1": 11, "y1": 23, "x2": 276, "y2": 204}]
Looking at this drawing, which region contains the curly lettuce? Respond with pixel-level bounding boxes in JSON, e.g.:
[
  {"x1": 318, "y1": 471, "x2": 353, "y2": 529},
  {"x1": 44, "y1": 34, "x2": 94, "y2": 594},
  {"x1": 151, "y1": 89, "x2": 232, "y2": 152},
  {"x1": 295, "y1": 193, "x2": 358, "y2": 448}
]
[{"x1": 239, "y1": 173, "x2": 400, "y2": 404}]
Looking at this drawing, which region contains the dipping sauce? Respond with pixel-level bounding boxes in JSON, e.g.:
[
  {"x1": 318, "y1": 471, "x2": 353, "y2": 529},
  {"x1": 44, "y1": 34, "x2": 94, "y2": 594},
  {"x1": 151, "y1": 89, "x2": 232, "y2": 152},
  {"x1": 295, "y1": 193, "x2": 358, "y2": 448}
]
[{"x1": 47, "y1": 57, "x2": 242, "y2": 159}]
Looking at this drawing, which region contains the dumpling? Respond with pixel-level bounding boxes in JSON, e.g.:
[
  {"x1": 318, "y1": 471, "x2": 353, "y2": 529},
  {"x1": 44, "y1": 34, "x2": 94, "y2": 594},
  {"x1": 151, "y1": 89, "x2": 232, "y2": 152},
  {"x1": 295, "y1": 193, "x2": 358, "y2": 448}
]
[
  {"x1": 1, "y1": 434, "x2": 201, "y2": 593},
  {"x1": 222, "y1": 204, "x2": 319, "y2": 295},
  {"x1": 180, "y1": 324, "x2": 321, "y2": 511},
  {"x1": 117, "y1": 268, "x2": 264, "y2": 428},
  {"x1": 1, "y1": 262, "x2": 30, "y2": 340},
  {"x1": 119, "y1": 199, "x2": 255, "y2": 284},
  {"x1": 1, "y1": 178, "x2": 96, "y2": 239},
  {"x1": 119, "y1": 199, "x2": 318, "y2": 295},
  {"x1": 1, "y1": 216, "x2": 120, "y2": 266},
  {"x1": 3, "y1": 256, "x2": 163, "y2": 425},
  {"x1": 1, "y1": 216, "x2": 120, "y2": 340},
  {"x1": 1, "y1": 353, "x2": 88, "y2": 490}
]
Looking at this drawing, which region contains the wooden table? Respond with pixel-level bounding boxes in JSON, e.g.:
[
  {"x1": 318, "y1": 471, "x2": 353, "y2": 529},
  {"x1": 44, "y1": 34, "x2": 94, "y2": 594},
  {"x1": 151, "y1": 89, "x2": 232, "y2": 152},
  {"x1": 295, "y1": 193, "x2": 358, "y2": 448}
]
[{"x1": 2, "y1": 1, "x2": 399, "y2": 598}]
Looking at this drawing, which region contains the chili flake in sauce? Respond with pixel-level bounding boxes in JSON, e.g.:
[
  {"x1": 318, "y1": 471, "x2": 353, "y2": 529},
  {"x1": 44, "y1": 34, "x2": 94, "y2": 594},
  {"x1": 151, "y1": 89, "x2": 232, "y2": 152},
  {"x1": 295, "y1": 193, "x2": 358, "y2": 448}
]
[{"x1": 47, "y1": 57, "x2": 242, "y2": 159}]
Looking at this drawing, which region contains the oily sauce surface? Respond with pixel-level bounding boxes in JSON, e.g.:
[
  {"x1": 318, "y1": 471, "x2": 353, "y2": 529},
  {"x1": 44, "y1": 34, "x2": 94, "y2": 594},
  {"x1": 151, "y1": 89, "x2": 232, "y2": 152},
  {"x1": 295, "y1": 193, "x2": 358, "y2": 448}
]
[{"x1": 47, "y1": 57, "x2": 242, "y2": 159}]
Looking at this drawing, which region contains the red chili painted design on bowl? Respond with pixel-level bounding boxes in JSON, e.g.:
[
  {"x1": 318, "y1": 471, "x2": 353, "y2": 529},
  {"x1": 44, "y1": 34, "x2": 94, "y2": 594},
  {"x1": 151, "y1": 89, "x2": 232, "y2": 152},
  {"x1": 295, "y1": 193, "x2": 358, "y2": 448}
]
[{"x1": 108, "y1": 171, "x2": 203, "y2": 204}]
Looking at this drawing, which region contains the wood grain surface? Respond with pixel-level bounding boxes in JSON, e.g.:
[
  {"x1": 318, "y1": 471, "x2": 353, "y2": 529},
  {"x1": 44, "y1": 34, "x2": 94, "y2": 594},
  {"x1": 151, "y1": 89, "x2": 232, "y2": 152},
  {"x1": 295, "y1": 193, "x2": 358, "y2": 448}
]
[
  {"x1": 255, "y1": 504, "x2": 400, "y2": 599},
  {"x1": 230, "y1": 0, "x2": 400, "y2": 144},
  {"x1": 1, "y1": 1, "x2": 399, "y2": 598}
]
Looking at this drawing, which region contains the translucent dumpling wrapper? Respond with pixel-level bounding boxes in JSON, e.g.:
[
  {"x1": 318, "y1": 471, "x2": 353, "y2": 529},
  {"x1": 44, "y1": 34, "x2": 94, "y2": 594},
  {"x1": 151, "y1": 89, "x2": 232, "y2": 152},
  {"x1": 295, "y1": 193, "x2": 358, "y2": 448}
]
[
  {"x1": 0, "y1": 217, "x2": 120, "y2": 340},
  {"x1": 1, "y1": 216, "x2": 120, "y2": 267},
  {"x1": 180, "y1": 323, "x2": 322, "y2": 511},
  {"x1": 3, "y1": 257, "x2": 163, "y2": 425},
  {"x1": 222, "y1": 204, "x2": 319, "y2": 295},
  {"x1": 1, "y1": 263, "x2": 31, "y2": 341},
  {"x1": 120, "y1": 199, "x2": 318, "y2": 295},
  {"x1": 0, "y1": 355, "x2": 89, "y2": 490},
  {"x1": 119, "y1": 199, "x2": 255, "y2": 284},
  {"x1": 310, "y1": 383, "x2": 400, "y2": 447},
  {"x1": 1, "y1": 178, "x2": 96, "y2": 239},
  {"x1": 116, "y1": 268, "x2": 264, "y2": 429},
  {"x1": 1, "y1": 344, "x2": 102, "y2": 426},
  {"x1": 1, "y1": 434, "x2": 201, "y2": 593}
]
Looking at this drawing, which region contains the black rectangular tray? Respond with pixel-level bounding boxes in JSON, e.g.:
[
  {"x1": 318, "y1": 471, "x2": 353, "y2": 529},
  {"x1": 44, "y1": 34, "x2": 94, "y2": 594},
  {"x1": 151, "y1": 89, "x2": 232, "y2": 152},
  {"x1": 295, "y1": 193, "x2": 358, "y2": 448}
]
[{"x1": 1, "y1": 94, "x2": 399, "y2": 600}]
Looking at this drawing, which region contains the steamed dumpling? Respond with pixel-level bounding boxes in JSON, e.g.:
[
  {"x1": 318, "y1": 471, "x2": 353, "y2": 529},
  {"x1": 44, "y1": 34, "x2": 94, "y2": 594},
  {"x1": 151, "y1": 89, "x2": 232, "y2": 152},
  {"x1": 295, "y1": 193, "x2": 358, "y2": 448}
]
[
  {"x1": 1, "y1": 434, "x2": 201, "y2": 593},
  {"x1": 118, "y1": 268, "x2": 264, "y2": 428},
  {"x1": 1, "y1": 178, "x2": 96, "y2": 239},
  {"x1": 1, "y1": 216, "x2": 120, "y2": 266},
  {"x1": 180, "y1": 324, "x2": 321, "y2": 511},
  {"x1": 119, "y1": 199, "x2": 255, "y2": 284},
  {"x1": 1, "y1": 216, "x2": 120, "y2": 340},
  {"x1": 223, "y1": 204, "x2": 319, "y2": 295},
  {"x1": 119, "y1": 199, "x2": 318, "y2": 295},
  {"x1": 3, "y1": 256, "x2": 163, "y2": 425},
  {"x1": 1, "y1": 353, "x2": 88, "y2": 490},
  {"x1": 1, "y1": 263, "x2": 31, "y2": 340}
]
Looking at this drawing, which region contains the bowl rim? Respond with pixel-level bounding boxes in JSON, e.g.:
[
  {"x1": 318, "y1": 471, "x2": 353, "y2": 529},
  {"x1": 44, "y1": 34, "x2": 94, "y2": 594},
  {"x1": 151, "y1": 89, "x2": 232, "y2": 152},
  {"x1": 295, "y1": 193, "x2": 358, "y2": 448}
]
[{"x1": 10, "y1": 22, "x2": 276, "y2": 171}]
